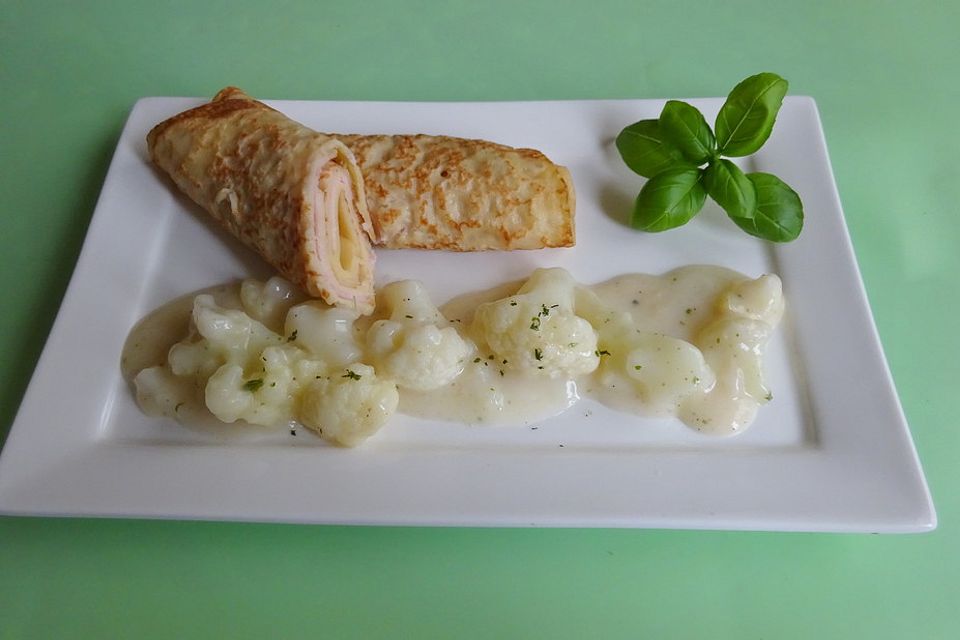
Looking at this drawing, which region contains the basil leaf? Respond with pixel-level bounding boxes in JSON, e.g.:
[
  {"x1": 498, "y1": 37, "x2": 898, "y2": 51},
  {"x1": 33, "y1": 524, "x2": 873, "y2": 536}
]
[
  {"x1": 704, "y1": 159, "x2": 756, "y2": 220},
  {"x1": 616, "y1": 119, "x2": 686, "y2": 179},
  {"x1": 659, "y1": 100, "x2": 715, "y2": 164},
  {"x1": 728, "y1": 173, "x2": 804, "y2": 242},
  {"x1": 715, "y1": 72, "x2": 788, "y2": 157},
  {"x1": 631, "y1": 167, "x2": 707, "y2": 232}
]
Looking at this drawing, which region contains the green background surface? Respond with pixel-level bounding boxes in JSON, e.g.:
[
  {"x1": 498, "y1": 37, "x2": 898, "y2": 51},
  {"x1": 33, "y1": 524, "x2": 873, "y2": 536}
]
[{"x1": 1, "y1": 1, "x2": 957, "y2": 637}]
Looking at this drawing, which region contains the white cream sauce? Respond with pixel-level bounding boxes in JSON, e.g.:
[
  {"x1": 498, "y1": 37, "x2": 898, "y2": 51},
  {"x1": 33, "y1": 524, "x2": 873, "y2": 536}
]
[
  {"x1": 123, "y1": 266, "x2": 784, "y2": 444},
  {"x1": 581, "y1": 266, "x2": 784, "y2": 433}
]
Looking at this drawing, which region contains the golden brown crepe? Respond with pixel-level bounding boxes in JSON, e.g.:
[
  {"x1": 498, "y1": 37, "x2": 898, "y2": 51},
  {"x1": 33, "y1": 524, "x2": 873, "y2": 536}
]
[
  {"x1": 147, "y1": 88, "x2": 576, "y2": 312},
  {"x1": 147, "y1": 87, "x2": 377, "y2": 314},
  {"x1": 338, "y1": 133, "x2": 576, "y2": 250}
]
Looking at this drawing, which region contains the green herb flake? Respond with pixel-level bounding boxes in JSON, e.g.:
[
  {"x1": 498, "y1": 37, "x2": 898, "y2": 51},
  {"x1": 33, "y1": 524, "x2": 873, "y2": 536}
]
[
  {"x1": 595, "y1": 349, "x2": 611, "y2": 357},
  {"x1": 286, "y1": 330, "x2": 298, "y2": 342},
  {"x1": 342, "y1": 369, "x2": 362, "y2": 381},
  {"x1": 534, "y1": 348, "x2": 543, "y2": 361},
  {"x1": 243, "y1": 379, "x2": 264, "y2": 392},
  {"x1": 530, "y1": 316, "x2": 541, "y2": 331}
]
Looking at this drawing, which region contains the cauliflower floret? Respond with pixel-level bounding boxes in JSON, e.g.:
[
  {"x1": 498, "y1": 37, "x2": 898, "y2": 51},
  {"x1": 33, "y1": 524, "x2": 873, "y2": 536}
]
[
  {"x1": 298, "y1": 363, "x2": 399, "y2": 447},
  {"x1": 473, "y1": 268, "x2": 599, "y2": 378},
  {"x1": 188, "y1": 294, "x2": 284, "y2": 365},
  {"x1": 366, "y1": 281, "x2": 472, "y2": 391},
  {"x1": 698, "y1": 317, "x2": 773, "y2": 402},
  {"x1": 376, "y1": 280, "x2": 446, "y2": 324},
  {"x1": 618, "y1": 332, "x2": 715, "y2": 412},
  {"x1": 719, "y1": 274, "x2": 784, "y2": 325},
  {"x1": 368, "y1": 321, "x2": 472, "y2": 391},
  {"x1": 168, "y1": 294, "x2": 310, "y2": 427},
  {"x1": 692, "y1": 275, "x2": 782, "y2": 408},
  {"x1": 284, "y1": 303, "x2": 363, "y2": 367},
  {"x1": 239, "y1": 277, "x2": 302, "y2": 333},
  {"x1": 205, "y1": 364, "x2": 258, "y2": 424},
  {"x1": 204, "y1": 344, "x2": 306, "y2": 426},
  {"x1": 139, "y1": 283, "x2": 403, "y2": 445},
  {"x1": 580, "y1": 287, "x2": 715, "y2": 415},
  {"x1": 168, "y1": 294, "x2": 284, "y2": 380},
  {"x1": 168, "y1": 337, "x2": 221, "y2": 379},
  {"x1": 133, "y1": 366, "x2": 197, "y2": 419}
]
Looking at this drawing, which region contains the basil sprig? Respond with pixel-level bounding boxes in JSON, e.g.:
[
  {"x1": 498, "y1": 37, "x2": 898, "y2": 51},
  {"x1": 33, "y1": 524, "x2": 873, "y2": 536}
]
[{"x1": 616, "y1": 72, "x2": 803, "y2": 242}]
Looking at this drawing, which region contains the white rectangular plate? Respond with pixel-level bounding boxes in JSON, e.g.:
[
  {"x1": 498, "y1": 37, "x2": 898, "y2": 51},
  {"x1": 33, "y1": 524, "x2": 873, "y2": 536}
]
[{"x1": 0, "y1": 96, "x2": 936, "y2": 531}]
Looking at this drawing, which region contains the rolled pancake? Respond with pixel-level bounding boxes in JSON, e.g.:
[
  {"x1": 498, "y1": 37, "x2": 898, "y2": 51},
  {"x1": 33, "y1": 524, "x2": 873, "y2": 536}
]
[
  {"x1": 337, "y1": 134, "x2": 576, "y2": 251},
  {"x1": 147, "y1": 87, "x2": 376, "y2": 314},
  {"x1": 191, "y1": 88, "x2": 575, "y2": 251}
]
